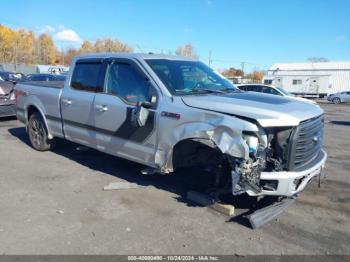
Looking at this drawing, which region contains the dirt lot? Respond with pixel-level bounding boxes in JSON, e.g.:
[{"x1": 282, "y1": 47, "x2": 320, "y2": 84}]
[{"x1": 0, "y1": 102, "x2": 349, "y2": 255}]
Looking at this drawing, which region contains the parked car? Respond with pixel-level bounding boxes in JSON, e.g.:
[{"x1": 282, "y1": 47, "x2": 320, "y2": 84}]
[
  {"x1": 25, "y1": 73, "x2": 66, "y2": 82},
  {"x1": 237, "y1": 84, "x2": 316, "y2": 104},
  {"x1": 0, "y1": 79, "x2": 16, "y2": 117},
  {"x1": 15, "y1": 54, "x2": 326, "y2": 224},
  {"x1": 0, "y1": 71, "x2": 25, "y2": 83},
  {"x1": 327, "y1": 91, "x2": 350, "y2": 104}
]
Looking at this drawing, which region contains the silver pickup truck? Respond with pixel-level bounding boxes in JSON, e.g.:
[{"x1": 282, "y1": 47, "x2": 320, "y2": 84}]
[{"x1": 15, "y1": 53, "x2": 327, "y2": 198}]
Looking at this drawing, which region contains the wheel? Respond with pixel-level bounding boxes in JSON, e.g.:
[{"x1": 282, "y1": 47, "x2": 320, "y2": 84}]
[
  {"x1": 332, "y1": 97, "x2": 341, "y2": 104},
  {"x1": 28, "y1": 112, "x2": 54, "y2": 151}
]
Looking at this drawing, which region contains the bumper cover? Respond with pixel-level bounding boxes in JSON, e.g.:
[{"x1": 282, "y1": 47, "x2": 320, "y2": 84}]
[
  {"x1": 0, "y1": 104, "x2": 16, "y2": 117},
  {"x1": 247, "y1": 149, "x2": 327, "y2": 197}
]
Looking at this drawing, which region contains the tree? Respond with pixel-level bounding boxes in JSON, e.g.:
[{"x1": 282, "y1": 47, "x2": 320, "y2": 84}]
[
  {"x1": 247, "y1": 70, "x2": 264, "y2": 83},
  {"x1": 37, "y1": 33, "x2": 57, "y2": 64},
  {"x1": 64, "y1": 48, "x2": 79, "y2": 65},
  {"x1": 91, "y1": 38, "x2": 133, "y2": 53},
  {"x1": 307, "y1": 57, "x2": 329, "y2": 62},
  {"x1": 79, "y1": 41, "x2": 93, "y2": 53},
  {"x1": 0, "y1": 25, "x2": 15, "y2": 63},
  {"x1": 221, "y1": 67, "x2": 244, "y2": 78},
  {"x1": 0, "y1": 24, "x2": 134, "y2": 66},
  {"x1": 15, "y1": 29, "x2": 35, "y2": 64},
  {"x1": 175, "y1": 44, "x2": 198, "y2": 58}
]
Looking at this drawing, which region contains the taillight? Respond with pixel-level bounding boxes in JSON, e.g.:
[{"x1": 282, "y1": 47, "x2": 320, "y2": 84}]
[{"x1": 14, "y1": 89, "x2": 25, "y2": 105}]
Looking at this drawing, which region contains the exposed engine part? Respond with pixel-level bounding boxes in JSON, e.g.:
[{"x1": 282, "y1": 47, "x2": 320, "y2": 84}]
[{"x1": 230, "y1": 146, "x2": 266, "y2": 195}]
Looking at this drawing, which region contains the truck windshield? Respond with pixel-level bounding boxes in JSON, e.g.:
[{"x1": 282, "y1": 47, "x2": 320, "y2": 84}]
[{"x1": 146, "y1": 59, "x2": 238, "y2": 95}]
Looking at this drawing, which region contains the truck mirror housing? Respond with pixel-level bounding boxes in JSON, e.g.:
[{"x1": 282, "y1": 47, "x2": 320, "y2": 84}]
[{"x1": 131, "y1": 103, "x2": 150, "y2": 127}]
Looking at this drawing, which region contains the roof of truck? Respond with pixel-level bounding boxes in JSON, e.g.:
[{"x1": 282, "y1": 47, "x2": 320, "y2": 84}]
[{"x1": 74, "y1": 53, "x2": 197, "y2": 61}]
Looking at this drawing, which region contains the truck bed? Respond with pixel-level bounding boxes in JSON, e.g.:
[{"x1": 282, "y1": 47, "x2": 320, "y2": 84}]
[{"x1": 15, "y1": 81, "x2": 65, "y2": 138}]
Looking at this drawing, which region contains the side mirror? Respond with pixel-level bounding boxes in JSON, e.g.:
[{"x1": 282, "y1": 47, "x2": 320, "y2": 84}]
[
  {"x1": 131, "y1": 96, "x2": 157, "y2": 128},
  {"x1": 131, "y1": 103, "x2": 150, "y2": 127}
]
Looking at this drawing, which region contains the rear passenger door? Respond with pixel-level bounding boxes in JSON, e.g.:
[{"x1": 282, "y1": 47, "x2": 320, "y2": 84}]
[
  {"x1": 60, "y1": 59, "x2": 104, "y2": 147},
  {"x1": 93, "y1": 58, "x2": 159, "y2": 165}
]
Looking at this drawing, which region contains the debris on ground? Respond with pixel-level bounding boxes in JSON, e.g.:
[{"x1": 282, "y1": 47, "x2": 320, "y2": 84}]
[
  {"x1": 103, "y1": 182, "x2": 145, "y2": 191},
  {"x1": 56, "y1": 210, "x2": 64, "y2": 214},
  {"x1": 186, "y1": 191, "x2": 235, "y2": 216}
]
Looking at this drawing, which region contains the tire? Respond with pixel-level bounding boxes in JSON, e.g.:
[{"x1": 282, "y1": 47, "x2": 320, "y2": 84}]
[
  {"x1": 332, "y1": 97, "x2": 341, "y2": 104},
  {"x1": 28, "y1": 112, "x2": 55, "y2": 151}
]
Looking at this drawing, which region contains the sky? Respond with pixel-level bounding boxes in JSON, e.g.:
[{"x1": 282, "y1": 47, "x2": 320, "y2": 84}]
[{"x1": 1, "y1": 0, "x2": 349, "y2": 71}]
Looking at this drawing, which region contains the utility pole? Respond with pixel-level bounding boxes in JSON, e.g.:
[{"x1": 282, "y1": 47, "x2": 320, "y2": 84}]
[
  {"x1": 241, "y1": 61, "x2": 246, "y2": 76},
  {"x1": 208, "y1": 50, "x2": 212, "y2": 67}
]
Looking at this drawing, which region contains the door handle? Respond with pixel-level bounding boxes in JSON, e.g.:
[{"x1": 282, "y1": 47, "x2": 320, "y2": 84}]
[
  {"x1": 62, "y1": 99, "x2": 72, "y2": 105},
  {"x1": 96, "y1": 104, "x2": 108, "y2": 112}
]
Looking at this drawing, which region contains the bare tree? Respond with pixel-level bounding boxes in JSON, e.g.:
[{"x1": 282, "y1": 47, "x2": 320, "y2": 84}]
[{"x1": 175, "y1": 44, "x2": 198, "y2": 58}]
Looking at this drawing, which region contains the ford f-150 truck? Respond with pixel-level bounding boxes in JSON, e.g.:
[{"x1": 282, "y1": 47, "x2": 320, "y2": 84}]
[{"x1": 15, "y1": 53, "x2": 327, "y2": 200}]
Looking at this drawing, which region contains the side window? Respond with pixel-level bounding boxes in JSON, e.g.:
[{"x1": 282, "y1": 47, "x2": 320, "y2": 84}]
[
  {"x1": 71, "y1": 62, "x2": 102, "y2": 92},
  {"x1": 262, "y1": 86, "x2": 279, "y2": 95},
  {"x1": 249, "y1": 85, "x2": 262, "y2": 92},
  {"x1": 105, "y1": 63, "x2": 150, "y2": 104},
  {"x1": 239, "y1": 85, "x2": 247, "y2": 91}
]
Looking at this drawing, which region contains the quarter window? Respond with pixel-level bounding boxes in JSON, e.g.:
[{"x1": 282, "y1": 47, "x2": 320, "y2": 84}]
[
  {"x1": 71, "y1": 62, "x2": 102, "y2": 92},
  {"x1": 105, "y1": 63, "x2": 150, "y2": 104}
]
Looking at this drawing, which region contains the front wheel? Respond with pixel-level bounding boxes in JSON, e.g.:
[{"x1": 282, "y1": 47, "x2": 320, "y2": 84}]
[
  {"x1": 28, "y1": 112, "x2": 55, "y2": 151},
  {"x1": 332, "y1": 97, "x2": 341, "y2": 104}
]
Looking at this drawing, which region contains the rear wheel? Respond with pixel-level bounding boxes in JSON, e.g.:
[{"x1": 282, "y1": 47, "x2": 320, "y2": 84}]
[
  {"x1": 28, "y1": 112, "x2": 54, "y2": 151},
  {"x1": 332, "y1": 97, "x2": 341, "y2": 104}
]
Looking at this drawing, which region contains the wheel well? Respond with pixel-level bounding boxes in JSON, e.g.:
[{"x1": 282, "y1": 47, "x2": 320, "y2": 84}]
[
  {"x1": 27, "y1": 105, "x2": 40, "y2": 120},
  {"x1": 172, "y1": 139, "x2": 224, "y2": 170}
]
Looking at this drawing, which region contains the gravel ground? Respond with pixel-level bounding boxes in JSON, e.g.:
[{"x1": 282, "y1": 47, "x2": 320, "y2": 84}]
[{"x1": 0, "y1": 102, "x2": 349, "y2": 255}]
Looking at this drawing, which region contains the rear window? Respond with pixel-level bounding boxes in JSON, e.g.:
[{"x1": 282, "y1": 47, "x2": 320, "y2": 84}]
[{"x1": 70, "y1": 62, "x2": 102, "y2": 92}]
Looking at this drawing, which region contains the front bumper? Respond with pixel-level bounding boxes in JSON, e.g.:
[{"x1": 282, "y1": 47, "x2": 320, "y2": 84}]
[
  {"x1": 246, "y1": 149, "x2": 327, "y2": 197},
  {"x1": 0, "y1": 104, "x2": 16, "y2": 117}
]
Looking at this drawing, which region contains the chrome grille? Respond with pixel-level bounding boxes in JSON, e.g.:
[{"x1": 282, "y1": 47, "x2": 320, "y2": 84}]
[{"x1": 287, "y1": 115, "x2": 324, "y2": 171}]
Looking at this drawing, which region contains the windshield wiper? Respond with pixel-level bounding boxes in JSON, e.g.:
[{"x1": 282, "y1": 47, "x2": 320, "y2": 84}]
[
  {"x1": 190, "y1": 88, "x2": 225, "y2": 94},
  {"x1": 220, "y1": 88, "x2": 242, "y2": 93}
]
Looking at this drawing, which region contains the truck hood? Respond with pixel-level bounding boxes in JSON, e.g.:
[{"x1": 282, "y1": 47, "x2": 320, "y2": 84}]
[
  {"x1": 0, "y1": 82, "x2": 14, "y2": 95},
  {"x1": 182, "y1": 92, "x2": 323, "y2": 127}
]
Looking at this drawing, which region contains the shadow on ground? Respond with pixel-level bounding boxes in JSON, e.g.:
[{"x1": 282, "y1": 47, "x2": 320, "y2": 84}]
[{"x1": 8, "y1": 126, "x2": 279, "y2": 229}]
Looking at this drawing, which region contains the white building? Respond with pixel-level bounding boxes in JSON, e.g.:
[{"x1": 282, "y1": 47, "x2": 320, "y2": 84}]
[{"x1": 264, "y1": 61, "x2": 350, "y2": 98}]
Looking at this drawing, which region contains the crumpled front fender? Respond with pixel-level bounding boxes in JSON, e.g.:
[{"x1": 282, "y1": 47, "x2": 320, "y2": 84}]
[{"x1": 155, "y1": 114, "x2": 259, "y2": 173}]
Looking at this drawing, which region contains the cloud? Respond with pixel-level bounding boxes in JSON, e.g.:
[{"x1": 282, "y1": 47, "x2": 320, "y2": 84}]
[
  {"x1": 54, "y1": 29, "x2": 82, "y2": 43},
  {"x1": 335, "y1": 35, "x2": 346, "y2": 43},
  {"x1": 40, "y1": 25, "x2": 56, "y2": 34}
]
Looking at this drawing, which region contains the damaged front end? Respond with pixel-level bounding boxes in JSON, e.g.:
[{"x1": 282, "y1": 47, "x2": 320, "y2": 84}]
[
  {"x1": 155, "y1": 109, "x2": 295, "y2": 198},
  {"x1": 230, "y1": 126, "x2": 295, "y2": 196}
]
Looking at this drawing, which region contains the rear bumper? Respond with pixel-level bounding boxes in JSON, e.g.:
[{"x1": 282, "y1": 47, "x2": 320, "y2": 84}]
[
  {"x1": 0, "y1": 104, "x2": 16, "y2": 117},
  {"x1": 247, "y1": 150, "x2": 327, "y2": 197}
]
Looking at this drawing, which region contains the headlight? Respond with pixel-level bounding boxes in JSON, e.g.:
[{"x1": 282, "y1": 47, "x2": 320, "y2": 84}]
[
  {"x1": 243, "y1": 135, "x2": 259, "y2": 154},
  {"x1": 10, "y1": 92, "x2": 15, "y2": 101}
]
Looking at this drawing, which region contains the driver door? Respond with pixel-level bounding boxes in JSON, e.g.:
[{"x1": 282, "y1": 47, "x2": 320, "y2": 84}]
[{"x1": 93, "y1": 58, "x2": 158, "y2": 165}]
